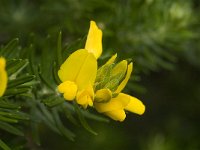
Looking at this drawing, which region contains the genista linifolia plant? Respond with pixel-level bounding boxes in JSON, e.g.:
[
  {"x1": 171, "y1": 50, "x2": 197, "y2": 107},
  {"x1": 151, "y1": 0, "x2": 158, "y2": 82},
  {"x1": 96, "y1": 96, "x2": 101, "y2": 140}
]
[
  {"x1": 0, "y1": 21, "x2": 145, "y2": 149},
  {"x1": 0, "y1": 0, "x2": 199, "y2": 149}
]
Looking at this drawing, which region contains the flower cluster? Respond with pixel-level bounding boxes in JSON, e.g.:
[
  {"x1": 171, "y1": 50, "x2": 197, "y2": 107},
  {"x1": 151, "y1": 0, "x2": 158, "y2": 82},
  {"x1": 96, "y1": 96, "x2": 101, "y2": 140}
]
[{"x1": 58, "y1": 21, "x2": 145, "y2": 121}]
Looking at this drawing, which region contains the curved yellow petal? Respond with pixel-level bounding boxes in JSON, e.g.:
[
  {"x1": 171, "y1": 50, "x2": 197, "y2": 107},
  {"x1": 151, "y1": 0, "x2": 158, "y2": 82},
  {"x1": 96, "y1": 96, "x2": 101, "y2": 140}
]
[
  {"x1": 0, "y1": 57, "x2": 7, "y2": 97},
  {"x1": 76, "y1": 94, "x2": 93, "y2": 109},
  {"x1": 105, "y1": 53, "x2": 117, "y2": 65},
  {"x1": 76, "y1": 84, "x2": 94, "y2": 108},
  {"x1": 104, "y1": 109, "x2": 126, "y2": 122},
  {"x1": 58, "y1": 49, "x2": 97, "y2": 89},
  {"x1": 115, "y1": 62, "x2": 133, "y2": 93},
  {"x1": 125, "y1": 96, "x2": 145, "y2": 115},
  {"x1": 85, "y1": 21, "x2": 102, "y2": 59},
  {"x1": 95, "y1": 88, "x2": 112, "y2": 102},
  {"x1": 58, "y1": 81, "x2": 77, "y2": 100},
  {"x1": 94, "y1": 93, "x2": 130, "y2": 113}
]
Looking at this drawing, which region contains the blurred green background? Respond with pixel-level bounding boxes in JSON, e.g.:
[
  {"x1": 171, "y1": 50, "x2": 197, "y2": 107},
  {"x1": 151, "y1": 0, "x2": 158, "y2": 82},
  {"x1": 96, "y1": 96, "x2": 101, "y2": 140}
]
[{"x1": 0, "y1": 0, "x2": 200, "y2": 149}]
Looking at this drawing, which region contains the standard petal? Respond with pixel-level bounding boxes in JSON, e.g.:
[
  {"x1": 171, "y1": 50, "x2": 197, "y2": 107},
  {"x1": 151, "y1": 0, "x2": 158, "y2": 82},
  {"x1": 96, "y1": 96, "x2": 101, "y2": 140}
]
[
  {"x1": 58, "y1": 81, "x2": 78, "y2": 100},
  {"x1": 0, "y1": 57, "x2": 7, "y2": 97},
  {"x1": 58, "y1": 49, "x2": 97, "y2": 90},
  {"x1": 94, "y1": 93, "x2": 130, "y2": 113},
  {"x1": 58, "y1": 49, "x2": 88, "y2": 82},
  {"x1": 125, "y1": 96, "x2": 145, "y2": 115},
  {"x1": 85, "y1": 21, "x2": 102, "y2": 59},
  {"x1": 104, "y1": 109, "x2": 126, "y2": 122},
  {"x1": 75, "y1": 51, "x2": 97, "y2": 89},
  {"x1": 115, "y1": 62, "x2": 133, "y2": 93}
]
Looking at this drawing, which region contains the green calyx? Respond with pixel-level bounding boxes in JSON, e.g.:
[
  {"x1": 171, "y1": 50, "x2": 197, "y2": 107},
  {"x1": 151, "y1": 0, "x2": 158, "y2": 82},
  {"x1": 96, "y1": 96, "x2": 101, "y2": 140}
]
[{"x1": 95, "y1": 59, "x2": 129, "y2": 92}]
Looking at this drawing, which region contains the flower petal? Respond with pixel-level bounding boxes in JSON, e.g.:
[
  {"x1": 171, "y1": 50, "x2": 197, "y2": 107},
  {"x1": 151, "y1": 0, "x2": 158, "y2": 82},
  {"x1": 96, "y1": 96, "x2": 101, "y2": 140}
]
[
  {"x1": 104, "y1": 109, "x2": 126, "y2": 122},
  {"x1": 75, "y1": 51, "x2": 97, "y2": 90},
  {"x1": 0, "y1": 57, "x2": 7, "y2": 97},
  {"x1": 125, "y1": 96, "x2": 145, "y2": 115},
  {"x1": 76, "y1": 94, "x2": 93, "y2": 108},
  {"x1": 94, "y1": 93, "x2": 130, "y2": 113},
  {"x1": 85, "y1": 21, "x2": 102, "y2": 59},
  {"x1": 58, "y1": 81, "x2": 77, "y2": 100},
  {"x1": 58, "y1": 49, "x2": 88, "y2": 82},
  {"x1": 58, "y1": 49, "x2": 97, "y2": 89},
  {"x1": 115, "y1": 62, "x2": 133, "y2": 93},
  {"x1": 76, "y1": 84, "x2": 94, "y2": 108}
]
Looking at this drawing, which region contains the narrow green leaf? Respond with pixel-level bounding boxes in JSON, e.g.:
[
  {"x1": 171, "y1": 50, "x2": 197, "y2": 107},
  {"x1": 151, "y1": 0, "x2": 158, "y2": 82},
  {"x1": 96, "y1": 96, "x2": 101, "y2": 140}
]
[
  {"x1": 37, "y1": 104, "x2": 61, "y2": 134},
  {"x1": 42, "y1": 97, "x2": 65, "y2": 107},
  {"x1": 0, "y1": 140, "x2": 11, "y2": 150},
  {"x1": 52, "y1": 109, "x2": 75, "y2": 141},
  {"x1": 0, "y1": 121, "x2": 24, "y2": 136},
  {"x1": 28, "y1": 44, "x2": 38, "y2": 75},
  {"x1": 0, "y1": 38, "x2": 19, "y2": 58},
  {"x1": 0, "y1": 100, "x2": 20, "y2": 109},
  {"x1": 0, "y1": 109, "x2": 29, "y2": 120},
  {"x1": 4, "y1": 87, "x2": 30, "y2": 96},
  {"x1": 73, "y1": 102, "x2": 97, "y2": 135},
  {"x1": 8, "y1": 75, "x2": 35, "y2": 88},
  {"x1": 38, "y1": 65, "x2": 55, "y2": 91},
  {"x1": 7, "y1": 59, "x2": 29, "y2": 76},
  {"x1": 52, "y1": 61, "x2": 61, "y2": 85},
  {"x1": 0, "y1": 115, "x2": 18, "y2": 123},
  {"x1": 38, "y1": 104, "x2": 55, "y2": 124},
  {"x1": 57, "y1": 31, "x2": 63, "y2": 67},
  {"x1": 81, "y1": 110, "x2": 109, "y2": 123},
  {"x1": 63, "y1": 106, "x2": 79, "y2": 126}
]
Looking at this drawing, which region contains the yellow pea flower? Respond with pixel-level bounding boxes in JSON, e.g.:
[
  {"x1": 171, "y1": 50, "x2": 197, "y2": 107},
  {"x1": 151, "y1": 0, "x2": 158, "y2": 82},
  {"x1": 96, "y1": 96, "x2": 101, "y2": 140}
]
[
  {"x1": 58, "y1": 49, "x2": 97, "y2": 108},
  {"x1": 94, "y1": 56, "x2": 145, "y2": 121},
  {"x1": 0, "y1": 57, "x2": 8, "y2": 97},
  {"x1": 85, "y1": 21, "x2": 102, "y2": 59},
  {"x1": 94, "y1": 92, "x2": 145, "y2": 122},
  {"x1": 58, "y1": 21, "x2": 102, "y2": 107}
]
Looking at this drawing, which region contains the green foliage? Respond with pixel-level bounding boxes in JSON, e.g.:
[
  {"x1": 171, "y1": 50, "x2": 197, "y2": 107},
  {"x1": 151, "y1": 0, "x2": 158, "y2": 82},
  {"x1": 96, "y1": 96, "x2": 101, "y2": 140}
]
[{"x1": 0, "y1": 140, "x2": 11, "y2": 150}]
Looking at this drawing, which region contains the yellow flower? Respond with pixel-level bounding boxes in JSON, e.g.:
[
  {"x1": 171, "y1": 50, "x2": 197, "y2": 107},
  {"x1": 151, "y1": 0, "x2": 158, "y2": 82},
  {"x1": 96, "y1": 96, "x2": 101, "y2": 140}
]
[
  {"x1": 58, "y1": 49, "x2": 97, "y2": 108},
  {"x1": 94, "y1": 56, "x2": 145, "y2": 121},
  {"x1": 94, "y1": 93, "x2": 145, "y2": 122},
  {"x1": 58, "y1": 21, "x2": 102, "y2": 108},
  {"x1": 85, "y1": 21, "x2": 102, "y2": 59},
  {"x1": 0, "y1": 57, "x2": 8, "y2": 97}
]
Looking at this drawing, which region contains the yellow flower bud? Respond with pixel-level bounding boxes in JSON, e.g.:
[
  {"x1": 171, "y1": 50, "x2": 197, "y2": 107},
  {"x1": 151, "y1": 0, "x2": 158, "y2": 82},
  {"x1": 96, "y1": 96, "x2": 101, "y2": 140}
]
[{"x1": 95, "y1": 88, "x2": 112, "y2": 103}]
